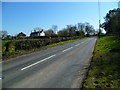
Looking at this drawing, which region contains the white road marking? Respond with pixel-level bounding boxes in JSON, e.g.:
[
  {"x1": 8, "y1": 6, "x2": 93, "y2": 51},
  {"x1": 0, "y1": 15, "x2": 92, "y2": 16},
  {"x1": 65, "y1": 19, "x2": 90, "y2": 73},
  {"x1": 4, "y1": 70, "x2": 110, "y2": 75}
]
[
  {"x1": 21, "y1": 54, "x2": 56, "y2": 70},
  {"x1": 62, "y1": 47, "x2": 73, "y2": 52},
  {"x1": 75, "y1": 44, "x2": 80, "y2": 46},
  {"x1": 0, "y1": 78, "x2": 2, "y2": 80},
  {"x1": 81, "y1": 41, "x2": 84, "y2": 43},
  {"x1": 75, "y1": 41, "x2": 86, "y2": 47}
]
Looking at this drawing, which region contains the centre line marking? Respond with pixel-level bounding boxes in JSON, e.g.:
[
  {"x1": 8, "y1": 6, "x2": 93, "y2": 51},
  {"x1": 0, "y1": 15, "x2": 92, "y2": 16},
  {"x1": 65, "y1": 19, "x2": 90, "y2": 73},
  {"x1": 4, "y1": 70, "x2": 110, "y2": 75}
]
[
  {"x1": 21, "y1": 54, "x2": 56, "y2": 71},
  {"x1": 62, "y1": 47, "x2": 73, "y2": 52},
  {"x1": 75, "y1": 44, "x2": 80, "y2": 46}
]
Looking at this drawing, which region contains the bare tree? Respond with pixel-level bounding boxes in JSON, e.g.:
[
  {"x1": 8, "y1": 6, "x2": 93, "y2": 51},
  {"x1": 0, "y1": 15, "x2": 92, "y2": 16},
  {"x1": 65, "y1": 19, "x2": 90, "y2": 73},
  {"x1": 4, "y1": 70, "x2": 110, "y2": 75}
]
[
  {"x1": 77, "y1": 23, "x2": 85, "y2": 31},
  {"x1": 44, "y1": 29, "x2": 56, "y2": 36},
  {"x1": 51, "y1": 25, "x2": 58, "y2": 34},
  {"x1": 58, "y1": 29, "x2": 69, "y2": 37},
  {"x1": 85, "y1": 23, "x2": 94, "y2": 34},
  {"x1": 34, "y1": 27, "x2": 42, "y2": 32}
]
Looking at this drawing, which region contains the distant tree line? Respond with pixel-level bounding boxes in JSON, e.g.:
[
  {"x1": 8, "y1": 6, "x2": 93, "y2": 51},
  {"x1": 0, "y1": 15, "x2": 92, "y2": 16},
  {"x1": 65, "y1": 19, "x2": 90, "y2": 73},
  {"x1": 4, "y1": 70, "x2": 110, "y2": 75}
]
[
  {"x1": 44, "y1": 22, "x2": 96, "y2": 37},
  {"x1": 101, "y1": 8, "x2": 120, "y2": 36},
  {"x1": 1, "y1": 22, "x2": 96, "y2": 40}
]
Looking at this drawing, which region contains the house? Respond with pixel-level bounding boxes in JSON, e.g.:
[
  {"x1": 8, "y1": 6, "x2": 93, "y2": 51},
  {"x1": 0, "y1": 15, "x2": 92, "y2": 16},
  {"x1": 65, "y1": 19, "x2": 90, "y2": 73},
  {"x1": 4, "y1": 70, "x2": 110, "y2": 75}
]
[
  {"x1": 30, "y1": 29, "x2": 45, "y2": 37},
  {"x1": 17, "y1": 32, "x2": 26, "y2": 39}
]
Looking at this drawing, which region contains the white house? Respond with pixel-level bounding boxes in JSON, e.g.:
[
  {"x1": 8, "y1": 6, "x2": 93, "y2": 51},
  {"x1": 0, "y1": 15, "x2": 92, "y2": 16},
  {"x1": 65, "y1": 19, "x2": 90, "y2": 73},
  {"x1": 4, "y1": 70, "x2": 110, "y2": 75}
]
[{"x1": 30, "y1": 29, "x2": 45, "y2": 37}]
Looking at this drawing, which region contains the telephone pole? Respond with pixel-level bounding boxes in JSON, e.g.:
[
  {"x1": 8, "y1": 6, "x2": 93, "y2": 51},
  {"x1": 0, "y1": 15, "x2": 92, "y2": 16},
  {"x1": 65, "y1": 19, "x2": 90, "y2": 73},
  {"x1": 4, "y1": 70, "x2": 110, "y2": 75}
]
[{"x1": 98, "y1": 0, "x2": 101, "y2": 36}]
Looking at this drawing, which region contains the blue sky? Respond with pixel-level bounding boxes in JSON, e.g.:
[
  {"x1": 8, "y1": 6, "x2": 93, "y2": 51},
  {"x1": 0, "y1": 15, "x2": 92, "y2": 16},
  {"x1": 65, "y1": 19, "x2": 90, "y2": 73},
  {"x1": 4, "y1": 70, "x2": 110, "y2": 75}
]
[{"x1": 2, "y1": 2, "x2": 118, "y2": 36}]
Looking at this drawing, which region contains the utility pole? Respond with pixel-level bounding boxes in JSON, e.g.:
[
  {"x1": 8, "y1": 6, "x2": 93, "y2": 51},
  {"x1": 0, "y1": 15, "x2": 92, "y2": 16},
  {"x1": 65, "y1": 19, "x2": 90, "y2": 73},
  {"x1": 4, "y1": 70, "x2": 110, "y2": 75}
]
[
  {"x1": 98, "y1": 0, "x2": 101, "y2": 36},
  {"x1": 118, "y1": 1, "x2": 120, "y2": 8}
]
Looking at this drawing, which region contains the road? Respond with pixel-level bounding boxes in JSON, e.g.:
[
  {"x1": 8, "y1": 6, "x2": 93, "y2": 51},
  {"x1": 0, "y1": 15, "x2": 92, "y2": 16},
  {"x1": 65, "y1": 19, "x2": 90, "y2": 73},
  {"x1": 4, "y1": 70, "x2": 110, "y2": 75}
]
[{"x1": 2, "y1": 37, "x2": 97, "y2": 88}]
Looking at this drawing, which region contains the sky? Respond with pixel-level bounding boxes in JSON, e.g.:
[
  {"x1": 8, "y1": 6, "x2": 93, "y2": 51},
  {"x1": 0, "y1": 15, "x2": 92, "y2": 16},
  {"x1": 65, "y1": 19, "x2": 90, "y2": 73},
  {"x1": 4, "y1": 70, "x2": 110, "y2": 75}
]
[{"x1": 2, "y1": 2, "x2": 118, "y2": 36}]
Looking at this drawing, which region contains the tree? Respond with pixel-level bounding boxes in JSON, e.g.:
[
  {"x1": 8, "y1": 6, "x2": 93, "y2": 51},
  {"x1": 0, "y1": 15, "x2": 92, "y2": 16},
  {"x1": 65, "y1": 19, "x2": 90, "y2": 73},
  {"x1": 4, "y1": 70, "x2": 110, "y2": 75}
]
[
  {"x1": 101, "y1": 8, "x2": 120, "y2": 36},
  {"x1": 85, "y1": 23, "x2": 90, "y2": 34},
  {"x1": 66, "y1": 25, "x2": 77, "y2": 36},
  {"x1": 77, "y1": 23, "x2": 85, "y2": 31},
  {"x1": 44, "y1": 29, "x2": 56, "y2": 36},
  {"x1": 58, "y1": 29, "x2": 69, "y2": 37},
  {"x1": 85, "y1": 23, "x2": 94, "y2": 35},
  {"x1": 34, "y1": 27, "x2": 42, "y2": 32},
  {"x1": 75, "y1": 31, "x2": 85, "y2": 36},
  {"x1": 51, "y1": 25, "x2": 58, "y2": 34},
  {"x1": 58, "y1": 25, "x2": 77, "y2": 37},
  {"x1": 0, "y1": 31, "x2": 8, "y2": 39}
]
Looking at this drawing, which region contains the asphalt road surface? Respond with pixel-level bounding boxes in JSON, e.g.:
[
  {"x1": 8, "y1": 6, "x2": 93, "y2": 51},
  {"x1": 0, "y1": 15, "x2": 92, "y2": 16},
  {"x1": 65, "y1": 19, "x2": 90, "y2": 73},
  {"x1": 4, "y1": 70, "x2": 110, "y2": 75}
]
[{"x1": 2, "y1": 37, "x2": 97, "y2": 88}]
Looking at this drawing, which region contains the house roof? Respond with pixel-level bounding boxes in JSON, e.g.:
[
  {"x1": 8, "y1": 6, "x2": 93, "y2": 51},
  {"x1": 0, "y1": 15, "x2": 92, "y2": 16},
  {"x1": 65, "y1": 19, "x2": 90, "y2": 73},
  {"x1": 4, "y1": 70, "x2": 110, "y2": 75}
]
[
  {"x1": 17, "y1": 32, "x2": 26, "y2": 37},
  {"x1": 31, "y1": 30, "x2": 44, "y2": 34}
]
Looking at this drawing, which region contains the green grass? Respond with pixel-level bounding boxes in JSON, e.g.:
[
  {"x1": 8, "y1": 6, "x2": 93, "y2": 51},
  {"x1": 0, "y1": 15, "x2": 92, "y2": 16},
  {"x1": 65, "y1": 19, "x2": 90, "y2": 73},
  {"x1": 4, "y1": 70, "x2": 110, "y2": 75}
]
[
  {"x1": 2, "y1": 37, "x2": 88, "y2": 61},
  {"x1": 83, "y1": 36, "x2": 120, "y2": 89},
  {"x1": 47, "y1": 37, "x2": 88, "y2": 47}
]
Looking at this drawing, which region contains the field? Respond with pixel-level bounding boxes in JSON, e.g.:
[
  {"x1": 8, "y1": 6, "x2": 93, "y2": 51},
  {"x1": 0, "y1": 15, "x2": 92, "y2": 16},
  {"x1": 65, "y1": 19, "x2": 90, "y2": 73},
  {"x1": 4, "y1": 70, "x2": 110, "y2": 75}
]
[{"x1": 83, "y1": 36, "x2": 120, "y2": 88}]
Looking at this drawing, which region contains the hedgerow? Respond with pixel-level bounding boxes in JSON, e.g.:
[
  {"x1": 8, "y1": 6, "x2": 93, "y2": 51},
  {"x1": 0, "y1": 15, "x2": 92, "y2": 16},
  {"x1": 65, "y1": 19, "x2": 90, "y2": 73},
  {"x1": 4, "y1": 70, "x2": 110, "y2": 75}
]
[{"x1": 2, "y1": 36, "x2": 83, "y2": 59}]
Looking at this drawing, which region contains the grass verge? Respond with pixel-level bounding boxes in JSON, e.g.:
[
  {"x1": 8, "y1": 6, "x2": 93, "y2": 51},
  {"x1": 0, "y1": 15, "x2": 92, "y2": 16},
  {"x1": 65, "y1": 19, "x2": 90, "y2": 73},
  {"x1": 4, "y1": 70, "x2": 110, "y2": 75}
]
[
  {"x1": 2, "y1": 37, "x2": 88, "y2": 61},
  {"x1": 83, "y1": 36, "x2": 120, "y2": 89}
]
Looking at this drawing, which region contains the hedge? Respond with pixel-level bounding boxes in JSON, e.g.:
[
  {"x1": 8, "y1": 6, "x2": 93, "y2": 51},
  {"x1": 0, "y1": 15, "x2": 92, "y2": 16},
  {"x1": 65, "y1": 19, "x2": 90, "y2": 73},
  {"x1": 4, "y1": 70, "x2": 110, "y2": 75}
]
[{"x1": 2, "y1": 36, "x2": 84, "y2": 58}]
